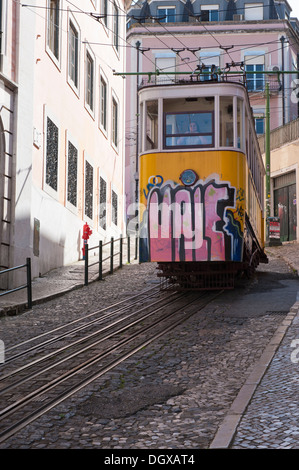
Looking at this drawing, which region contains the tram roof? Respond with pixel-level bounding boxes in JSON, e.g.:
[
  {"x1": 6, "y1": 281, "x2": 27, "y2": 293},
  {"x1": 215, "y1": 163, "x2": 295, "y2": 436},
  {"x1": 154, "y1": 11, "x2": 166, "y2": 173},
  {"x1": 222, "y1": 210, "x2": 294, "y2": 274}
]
[{"x1": 138, "y1": 76, "x2": 249, "y2": 100}]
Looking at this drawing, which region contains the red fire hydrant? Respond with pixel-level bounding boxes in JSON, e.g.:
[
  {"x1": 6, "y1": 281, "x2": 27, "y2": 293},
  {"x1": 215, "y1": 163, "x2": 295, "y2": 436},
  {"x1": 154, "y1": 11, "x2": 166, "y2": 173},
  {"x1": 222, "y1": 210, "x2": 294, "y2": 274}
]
[{"x1": 82, "y1": 222, "x2": 92, "y2": 259}]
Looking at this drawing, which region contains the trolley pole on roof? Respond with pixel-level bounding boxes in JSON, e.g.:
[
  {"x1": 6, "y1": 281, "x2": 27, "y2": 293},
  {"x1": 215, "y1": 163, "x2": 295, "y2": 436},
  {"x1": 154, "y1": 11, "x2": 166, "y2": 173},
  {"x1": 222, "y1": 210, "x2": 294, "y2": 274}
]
[{"x1": 265, "y1": 81, "x2": 271, "y2": 239}]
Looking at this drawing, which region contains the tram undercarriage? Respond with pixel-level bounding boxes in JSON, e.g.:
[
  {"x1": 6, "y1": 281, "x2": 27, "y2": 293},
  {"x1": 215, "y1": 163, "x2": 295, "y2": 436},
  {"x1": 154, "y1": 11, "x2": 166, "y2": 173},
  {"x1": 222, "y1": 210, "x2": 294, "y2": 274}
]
[{"x1": 157, "y1": 215, "x2": 268, "y2": 291}]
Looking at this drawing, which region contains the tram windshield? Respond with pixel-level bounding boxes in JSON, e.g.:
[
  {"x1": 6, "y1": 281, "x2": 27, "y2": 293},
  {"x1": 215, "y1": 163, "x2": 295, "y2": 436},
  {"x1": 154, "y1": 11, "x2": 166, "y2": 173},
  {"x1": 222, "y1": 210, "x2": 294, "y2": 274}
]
[
  {"x1": 163, "y1": 97, "x2": 214, "y2": 149},
  {"x1": 165, "y1": 112, "x2": 213, "y2": 148}
]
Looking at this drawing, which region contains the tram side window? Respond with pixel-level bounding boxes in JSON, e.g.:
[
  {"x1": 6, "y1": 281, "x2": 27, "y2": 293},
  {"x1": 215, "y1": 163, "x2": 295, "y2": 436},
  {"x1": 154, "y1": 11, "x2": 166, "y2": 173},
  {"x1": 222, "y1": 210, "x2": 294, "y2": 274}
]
[
  {"x1": 146, "y1": 100, "x2": 158, "y2": 150},
  {"x1": 220, "y1": 96, "x2": 234, "y2": 147},
  {"x1": 237, "y1": 98, "x2": 244, "y2": 150}
]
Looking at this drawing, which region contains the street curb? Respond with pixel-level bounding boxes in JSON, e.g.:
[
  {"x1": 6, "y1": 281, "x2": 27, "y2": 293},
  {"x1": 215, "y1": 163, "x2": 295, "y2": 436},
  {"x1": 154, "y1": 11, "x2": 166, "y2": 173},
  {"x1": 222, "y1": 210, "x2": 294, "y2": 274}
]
[
  {"x1": 209, "y1": 304, "x2": 299, "y2": 449},
  {"x1": 0, "y1": 283, "x2": 85, "y2": 317}
]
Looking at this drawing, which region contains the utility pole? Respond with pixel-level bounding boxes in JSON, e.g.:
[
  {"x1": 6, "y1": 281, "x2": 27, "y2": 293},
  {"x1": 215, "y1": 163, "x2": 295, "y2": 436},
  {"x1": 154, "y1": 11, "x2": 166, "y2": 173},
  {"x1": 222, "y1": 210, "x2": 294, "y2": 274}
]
[
  {"x1": 280, "y1": 36, "x2": 286, "y2": 125},
  {"x1": 265, "y1": 81, "x2": 271, "y2": 240},
  {"x1": 135, "y1": 41, "x2": 141, "y2": 234}
]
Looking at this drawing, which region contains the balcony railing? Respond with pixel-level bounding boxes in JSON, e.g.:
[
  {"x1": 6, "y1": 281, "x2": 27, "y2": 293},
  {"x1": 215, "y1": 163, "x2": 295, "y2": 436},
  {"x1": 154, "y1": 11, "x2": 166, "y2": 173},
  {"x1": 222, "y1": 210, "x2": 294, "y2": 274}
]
[{"x1": 258, "y1": 117, "x2": 299, "y2": 153}]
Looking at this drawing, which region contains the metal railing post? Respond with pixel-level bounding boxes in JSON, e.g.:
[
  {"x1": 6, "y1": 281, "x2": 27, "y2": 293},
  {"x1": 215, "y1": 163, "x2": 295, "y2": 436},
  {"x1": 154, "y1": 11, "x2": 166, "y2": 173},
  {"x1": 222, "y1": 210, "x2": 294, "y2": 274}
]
[
  {"x1": 84, "y1": 243, "x2": 89, "y2": 286},
  {"x1": 110, "y1": 237, "x2": 114, "y2": 274},
  {"x1": 127, "y1": 235, "x2": 130, "y2": 264},
  {"x1": 99, "y1": 240, "x2": 103, "y2": 280},
  {"x1": 135, "y1": 235, "x2": 138, "y2": 260},
  {"x1": 26, "y1": 257, "x2": 32, "y2": 309},
  {"x1": 119, "y1": 234, "x2": 123, "y2": 268}
]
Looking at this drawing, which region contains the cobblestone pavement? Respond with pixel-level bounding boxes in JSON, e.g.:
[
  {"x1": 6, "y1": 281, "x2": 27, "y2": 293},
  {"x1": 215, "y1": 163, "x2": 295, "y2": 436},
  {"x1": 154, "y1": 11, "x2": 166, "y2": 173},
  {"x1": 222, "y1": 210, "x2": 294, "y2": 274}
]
[
  {"x1": 0, "y1": 243, "x2": 299, "y2": 450},
  {"x1": 231, "y1": 244, "x2": 299, "y2": 449}
]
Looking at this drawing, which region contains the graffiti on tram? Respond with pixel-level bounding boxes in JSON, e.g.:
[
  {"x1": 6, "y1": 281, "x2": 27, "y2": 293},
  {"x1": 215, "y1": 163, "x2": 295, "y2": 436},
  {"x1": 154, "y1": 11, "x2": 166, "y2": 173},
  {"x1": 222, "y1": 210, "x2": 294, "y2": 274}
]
[{"x1": 139, "y1": 174, "x2": 244, "y2": 263}]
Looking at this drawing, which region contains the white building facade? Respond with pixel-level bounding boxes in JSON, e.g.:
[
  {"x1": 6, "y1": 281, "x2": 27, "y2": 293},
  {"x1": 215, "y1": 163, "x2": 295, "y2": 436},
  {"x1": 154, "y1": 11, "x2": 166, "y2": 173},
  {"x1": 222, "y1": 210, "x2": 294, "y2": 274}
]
[{"x1": 0, "y1": 0, "x2": 130, "y2": 287}]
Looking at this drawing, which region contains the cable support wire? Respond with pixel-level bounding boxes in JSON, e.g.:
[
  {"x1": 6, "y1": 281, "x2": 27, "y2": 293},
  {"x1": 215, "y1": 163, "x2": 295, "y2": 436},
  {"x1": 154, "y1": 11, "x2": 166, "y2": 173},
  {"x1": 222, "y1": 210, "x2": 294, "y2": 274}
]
[
  {"x1": 135, "y1": 36, "x2": 299, "y2": 77},
  {"x1": 19, "y1": 0, "x2": 299, "y2": 79},
  {"x1": 20, "y1": 1, "x2": 282, "y2": 19}
]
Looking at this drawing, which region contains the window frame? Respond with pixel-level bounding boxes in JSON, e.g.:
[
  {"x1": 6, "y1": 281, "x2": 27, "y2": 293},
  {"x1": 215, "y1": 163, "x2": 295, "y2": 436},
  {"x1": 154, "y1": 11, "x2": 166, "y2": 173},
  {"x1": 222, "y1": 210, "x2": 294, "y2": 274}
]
[
  {"x1": 157, "y1": 6, "x2": 176, "y2": 23},
  {"x1": 155, "y1": 54, "x2": 176, "y2": 83},
  {"x1": 255, "y1": 116, "x2": 265, "y2": 135},
  {"x1": 201, "y1": 5, "x2": 219, "y2": 22},
  {"x1": 111, "y1": 93, "x2": 119, "y2": 150},
  {"x1": 111, "y1": 188, "x2": 118, "y2": 227},
  {"x1": 84, "y1": 155, "x2": 95, "y2": 223},
  {"x1": 245, "y1": 63, "x2": 265, "y2": 92},
  {"x1": 113, "y1": 2, "x2": 119, "y2": 52},
  {"x1": 244, "y1": 3, "x2": 263, "y2": 21},
  {"x1": 44, "y1": 108, "x2": 60, "y2": 199},
  {"x1": 101, "y1": 0, "x2": 108, "y2": 29},
  {"x1": 85, "y1": 47, "x2": 95, "y2": 116},
  {"x1": 99, "y1": 71, "x2": 108, "y2": 135},
  {"x1": 68, "y1": 15, "x2": 80, "y2": 93},
  {"x1": 99, "y1": 174, "x2": 107, "y2": 231},
  {"x1": 46, "y1": 0, "x2": 61, "y2": 67},
  {"x1": 66, "y1": 132, "x2": 79, "y2": 214}
]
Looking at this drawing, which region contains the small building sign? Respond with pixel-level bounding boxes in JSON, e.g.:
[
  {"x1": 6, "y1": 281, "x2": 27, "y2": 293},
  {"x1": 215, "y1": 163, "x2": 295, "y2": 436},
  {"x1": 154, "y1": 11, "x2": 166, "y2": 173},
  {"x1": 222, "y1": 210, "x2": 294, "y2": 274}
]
[{"x1": 268, "y1": 217, "x2": 282, "y2": 246}]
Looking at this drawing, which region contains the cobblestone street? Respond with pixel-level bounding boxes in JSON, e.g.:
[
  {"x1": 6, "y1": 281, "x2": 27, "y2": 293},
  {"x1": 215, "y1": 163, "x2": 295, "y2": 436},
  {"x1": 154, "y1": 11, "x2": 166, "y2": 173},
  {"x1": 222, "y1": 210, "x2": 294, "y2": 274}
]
[{"x1": 0, "y1": 244, "x2": 299, "y2": 450}]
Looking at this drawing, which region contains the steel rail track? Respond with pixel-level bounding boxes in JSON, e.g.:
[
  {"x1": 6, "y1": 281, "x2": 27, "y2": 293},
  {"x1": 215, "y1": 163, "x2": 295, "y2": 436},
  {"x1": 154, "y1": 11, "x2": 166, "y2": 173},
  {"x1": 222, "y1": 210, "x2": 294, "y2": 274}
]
[
  {"x1": 0, "y1": 291, "x2": 185, "y2": 390},
  {"x1": 4, "y1": 283, "x2": 163, "y2": 361},
  {"x1": 0, "y1": 289, "x2": 223, "y2": 444}
]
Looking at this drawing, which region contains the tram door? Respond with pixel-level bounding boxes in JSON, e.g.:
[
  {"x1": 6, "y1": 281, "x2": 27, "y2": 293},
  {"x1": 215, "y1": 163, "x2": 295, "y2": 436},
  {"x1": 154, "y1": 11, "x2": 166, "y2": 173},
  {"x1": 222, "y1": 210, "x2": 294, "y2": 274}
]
[{"x1": 273, "y1": 172, "x2": 297, "y2": 241}]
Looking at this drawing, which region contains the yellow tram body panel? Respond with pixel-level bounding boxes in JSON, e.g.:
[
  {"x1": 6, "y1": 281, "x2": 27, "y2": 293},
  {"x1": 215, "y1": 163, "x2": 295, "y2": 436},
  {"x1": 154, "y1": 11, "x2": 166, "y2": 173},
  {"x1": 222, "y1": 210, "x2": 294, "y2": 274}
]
[
  {"x1": 139, "y1": 149, "x2": 264, "y2": 264},
  {"x1": 140, "y1": 150, "x2": 246, "y2": 207}
]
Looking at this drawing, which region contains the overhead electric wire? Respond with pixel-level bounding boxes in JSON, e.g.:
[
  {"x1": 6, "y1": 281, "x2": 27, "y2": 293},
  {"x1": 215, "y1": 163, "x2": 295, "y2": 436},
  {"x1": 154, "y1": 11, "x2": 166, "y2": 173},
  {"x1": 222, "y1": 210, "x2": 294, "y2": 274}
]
[
  {"x1": 20, "y1": 1, "x2": 286, "y2": 19},
  {"x1": 129, "y1": 1, "x2": 289, "y2": 21},
  {"x1": 19, "y1": 0, "x2": 299, "y2": 79},
  {"x1": 20, "y1": 1, "x2": 296, "y2": 61}
]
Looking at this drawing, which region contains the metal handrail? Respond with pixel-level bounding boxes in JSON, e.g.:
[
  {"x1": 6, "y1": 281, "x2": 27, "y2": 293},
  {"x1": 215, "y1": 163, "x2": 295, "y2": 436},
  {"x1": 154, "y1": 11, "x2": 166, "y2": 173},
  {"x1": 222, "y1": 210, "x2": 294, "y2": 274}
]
[
  {"x1": 84, "y1": 235, "x2": 138, "y2": 286},
  {"x1": 0, "y1": 258, "x2": 32, "y2": 309}
]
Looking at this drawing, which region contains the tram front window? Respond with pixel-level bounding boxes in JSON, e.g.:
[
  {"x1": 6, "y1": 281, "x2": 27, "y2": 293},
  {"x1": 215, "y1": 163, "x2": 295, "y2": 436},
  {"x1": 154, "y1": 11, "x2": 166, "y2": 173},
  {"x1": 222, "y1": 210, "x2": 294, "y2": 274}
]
[{"x1": 164, "y1": 111, "x2": 214, "y2": 148}]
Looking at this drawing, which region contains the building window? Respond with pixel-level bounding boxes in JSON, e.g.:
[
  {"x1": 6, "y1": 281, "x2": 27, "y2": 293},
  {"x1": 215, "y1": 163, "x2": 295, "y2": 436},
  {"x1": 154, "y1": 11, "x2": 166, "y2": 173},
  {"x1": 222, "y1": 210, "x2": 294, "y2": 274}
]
[
  {"x1": 86, "y1": 51, "x2": 94, "y2": 111},
  {"x1": 99, "y1": 176, "x2": 107, "y2": 230},
  {"x1": 244, "y1": 3, "x2": 263, "y2": 21},
  {"x1": 67, "y1": 141, "x2": 78, "y2": 207},
  {"x1": 112, "y1": 189, "x2": 118, "y2": 226},
  {"x1": 201, "y1": 5, "x2": 219, "y2": 22},
  {"x1": 157, "y1": 7, "x2": 176, "y2": 23},
  {"x1": 47, "y1": 0, "x2": 60, "y2": 60},
  {"x1": 155, "y1": 55, "x2": 176, "y2": 83},
  {"x1": 113, "y1": 3, "x2": 119, "y2": 50},
  {"x1": 199, "y1": 53, "x2": 220, "y2": 81},
  {"x1": 68, "y1": 20, "x2": 79, "y2": 88},
  {"x1": 112, "y1": 96, "x2": 118, "y2": 148},
  {"x1": 46, "y1": 117, "x2": 59, "y2": 191},
  {"x1": 85, "y1": 160, "x2": 94, "y2": 219},
  {"x1": 100, "y1": 75, "x2": 107, "y2": 131},
  {"x1": 101, "y1": 0, "x2": 108, "y2": 27},
  {"x1": 255, "y1": 117, "x2": 264, "y2": 135},
  {"x1": 245, "y1": 64, "x2": 264, "y2": 91}
]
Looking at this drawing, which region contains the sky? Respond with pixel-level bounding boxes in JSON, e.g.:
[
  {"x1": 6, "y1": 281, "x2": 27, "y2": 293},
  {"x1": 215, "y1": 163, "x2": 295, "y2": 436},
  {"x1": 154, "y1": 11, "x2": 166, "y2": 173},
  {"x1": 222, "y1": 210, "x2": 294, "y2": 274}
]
[{"x1": 288, "y1": 0, "x2": 299, "y2": 20}]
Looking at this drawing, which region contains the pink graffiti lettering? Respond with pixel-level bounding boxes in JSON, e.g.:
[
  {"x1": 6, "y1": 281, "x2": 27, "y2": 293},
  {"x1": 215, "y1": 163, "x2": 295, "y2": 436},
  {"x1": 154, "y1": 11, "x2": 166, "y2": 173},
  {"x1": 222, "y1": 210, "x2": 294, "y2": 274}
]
[{"x1": 147, "y1": 179, "x2": 235, "y2": 262}]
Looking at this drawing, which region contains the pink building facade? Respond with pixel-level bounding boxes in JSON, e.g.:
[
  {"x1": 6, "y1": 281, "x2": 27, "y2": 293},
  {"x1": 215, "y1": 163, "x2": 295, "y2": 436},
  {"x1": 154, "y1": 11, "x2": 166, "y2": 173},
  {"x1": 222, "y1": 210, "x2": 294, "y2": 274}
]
[{"x1": 125, "y1": 0, "x2": 299, "y2": 219}]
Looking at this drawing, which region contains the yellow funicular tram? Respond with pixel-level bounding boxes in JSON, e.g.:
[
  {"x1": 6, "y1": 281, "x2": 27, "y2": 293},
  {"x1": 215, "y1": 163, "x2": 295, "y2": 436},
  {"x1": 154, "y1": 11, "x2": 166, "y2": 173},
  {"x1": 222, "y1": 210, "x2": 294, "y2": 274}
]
[{"x1": 138, "y1": 73, "x2": 268, "y2": 290}]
